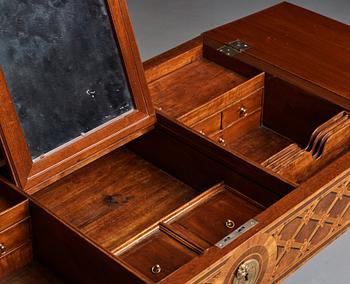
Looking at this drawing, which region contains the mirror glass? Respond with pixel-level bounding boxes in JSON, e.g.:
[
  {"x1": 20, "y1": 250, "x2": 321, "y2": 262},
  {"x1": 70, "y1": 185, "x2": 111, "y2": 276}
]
[{"x1": 0, "y1": 0, "x2": 134, "y2": 159}]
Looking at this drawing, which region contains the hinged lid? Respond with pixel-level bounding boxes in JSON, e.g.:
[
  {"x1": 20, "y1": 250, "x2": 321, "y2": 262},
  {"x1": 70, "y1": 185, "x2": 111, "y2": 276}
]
[
  {"x1": 204, "y1": 2, "x2": 350, "y2": 110},
  {"x1": 0, "y1": 0, "x2": 155, "y2": 192}
]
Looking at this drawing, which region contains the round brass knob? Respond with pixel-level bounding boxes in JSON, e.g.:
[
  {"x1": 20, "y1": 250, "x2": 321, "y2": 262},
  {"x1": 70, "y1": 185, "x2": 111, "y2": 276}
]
[
  {"x1": 0, "y1": 243, "x2": 6, "y2": 255},
  {"x1": 225, "y1": 219, "x2": 235, "y2": 229},
  {"x1": 239, "y1": 106, "x2": 248, "y2": 118},
  {"x1": 151, "y1": 264, "x2": 162, "y2": 274},
  {"x1": 233, "y1": 259, "x2": 260, "y2": 284},
  {"x1": 218, "y1": 137, "x2": 225, "y2": 145}
]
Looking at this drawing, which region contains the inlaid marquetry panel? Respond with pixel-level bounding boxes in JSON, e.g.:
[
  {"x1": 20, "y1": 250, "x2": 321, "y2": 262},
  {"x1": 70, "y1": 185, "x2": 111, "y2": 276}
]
[
  {"x1": 266, "y1": 171, "x2": 350, "y2": 283},
  {"x1": 188, "y1": 234, "x2": 277, "y2": 284}
]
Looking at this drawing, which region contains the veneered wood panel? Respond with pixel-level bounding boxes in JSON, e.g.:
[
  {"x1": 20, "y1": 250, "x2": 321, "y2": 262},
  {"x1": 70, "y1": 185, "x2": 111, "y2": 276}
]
[
  {"x1": 1, "y1": 261, "x2": 64, "y2": 284},
  {"x1": 33, "y1": 147, "x2": 198, "y2": 251},
  {"x1": 204, "y1": 2, "x2": 350, "y2": 106},
  {"x1": 150, "y1": 59, "x2": 246, "y2": 119}
]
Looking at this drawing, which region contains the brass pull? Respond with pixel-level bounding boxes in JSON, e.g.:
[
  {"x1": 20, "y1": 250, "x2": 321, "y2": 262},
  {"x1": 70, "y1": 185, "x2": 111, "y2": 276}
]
[
  {"x1": 218, "y1": 137, "x2": 225, "y2": 145},
  {"x1": 233, "y1": 259, "x2": 260, "y2": 284},
  {"x1": 199, "y1": 130, "x2": 206, "y2": 136},
  {"x1": 0, "y1": 243, "x2": 6, "y2": 255},
  {"x1": 225, "y1": 219, "x2": 235, "y2": 229},
  {"x1": 239, "y1": 106, "x2": 248, "y2": 118},
  {"x1": 151, "y1": 264, "x2": 162, "y2": 274}
]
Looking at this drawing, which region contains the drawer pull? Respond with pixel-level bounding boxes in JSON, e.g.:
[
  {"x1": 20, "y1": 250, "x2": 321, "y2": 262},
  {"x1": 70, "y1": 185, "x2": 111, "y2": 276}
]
[
  {"x1": 199, "y1": 130, "x2": 206, "y2": 136},
  {"x1": 218, "y1": 137, "x2": 225, "y2": 145},
  {"x1": 0, "y1": 243, "x2": 6, "y2": 255},
  {"x1": 151, "y1": 264, "x2": 162, "y2": 274},
  {"x1": 225, "y1": 219, "x2": 235, "y2": 229},
  {"x1": 239, "y1": 106, "x2": 248, "y2": 118},
  {"x1": 233, "y1": 259, "x2": 260, "y2": 284}
]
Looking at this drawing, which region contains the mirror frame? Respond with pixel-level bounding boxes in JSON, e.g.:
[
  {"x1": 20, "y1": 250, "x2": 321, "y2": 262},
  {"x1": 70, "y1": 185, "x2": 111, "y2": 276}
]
[{"x1": 0, "y1": 0, "x2": 155, "y2": 192}]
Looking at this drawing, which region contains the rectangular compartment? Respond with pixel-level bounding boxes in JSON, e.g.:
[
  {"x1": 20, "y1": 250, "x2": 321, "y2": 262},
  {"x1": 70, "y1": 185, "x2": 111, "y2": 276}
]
[
  {"x1": 147, "y1": 41, "x2": 349, "y2": 185},
  {"x1": 30, "y1": 124, "x2": 290, "y2": 282},
  {"x1": 119, "y1": 228, "x2": 198, "y2": 282},
  {"x1": 163, "y1": 183, "x2": 264, "y2": 250}
]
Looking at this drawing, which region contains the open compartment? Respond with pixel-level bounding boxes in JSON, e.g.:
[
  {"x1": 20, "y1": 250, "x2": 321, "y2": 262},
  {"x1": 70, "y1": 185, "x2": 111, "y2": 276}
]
[
  {"x1": 29, "y1": 123, "x2": 291, "y2": 282},
  {"x1": 146, "y1": 41, "x2": 350, "y2": 185}
]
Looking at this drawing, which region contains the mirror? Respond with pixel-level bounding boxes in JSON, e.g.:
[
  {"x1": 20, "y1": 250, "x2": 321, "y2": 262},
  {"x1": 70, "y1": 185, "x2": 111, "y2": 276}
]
[{"x1": 0, "y1": 0, "x2": 134, "y2": 159}]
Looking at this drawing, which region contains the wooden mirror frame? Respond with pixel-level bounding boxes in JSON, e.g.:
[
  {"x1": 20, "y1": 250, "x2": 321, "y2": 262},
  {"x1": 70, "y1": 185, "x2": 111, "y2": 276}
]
[{"x1": 0, "y1": 0, "x2": 155, "y2": 193}]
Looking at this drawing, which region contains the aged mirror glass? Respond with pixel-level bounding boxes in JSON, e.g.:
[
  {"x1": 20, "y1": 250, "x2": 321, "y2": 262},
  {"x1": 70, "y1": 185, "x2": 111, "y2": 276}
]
[{"x1": 0, "y1": 0, "x2": 134, "y2": 159}]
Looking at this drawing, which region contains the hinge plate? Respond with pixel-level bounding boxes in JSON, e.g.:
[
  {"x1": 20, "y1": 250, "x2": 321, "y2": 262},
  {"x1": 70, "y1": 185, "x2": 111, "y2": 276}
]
[
  {"x1": 218, "y1": 40, "x2": 250, "y2": 57},
  {"x1": 215, "y1": 219, "x2": 258, "y2": 249}
]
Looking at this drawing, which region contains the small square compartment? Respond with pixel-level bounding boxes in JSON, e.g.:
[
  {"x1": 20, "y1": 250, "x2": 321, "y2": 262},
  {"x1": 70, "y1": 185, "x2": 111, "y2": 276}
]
[
  {"x1": 118, "y1": 228, "x2": 198, "y2": 282},
  {"x1": 163, "y1": 183, "x2": 264, "y2": 250}
]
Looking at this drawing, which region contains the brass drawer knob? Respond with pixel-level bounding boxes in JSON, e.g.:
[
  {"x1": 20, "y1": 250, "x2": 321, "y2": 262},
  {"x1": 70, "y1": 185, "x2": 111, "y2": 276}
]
[
  {"x1": 0, "y1": 243, "x2": 6, "y2": 255},
  {"x1": 239, "y1": 106, "x2": 248, "y2": 118},
  {"x1": 225, "y1": 219, "x2": 235, "y2": 229},
  {"x1": 151, "y1": 264, "x2": 162, "y2": 274},
  {"x1": 233, "y1": 259, "x2": 260, "y2": 284},
  {"x1": 218, "y1": 137, "x2": 225, "y2": 145},
  {"x1": 199, "y1": 130, "x2": 206, "y2": 136}
]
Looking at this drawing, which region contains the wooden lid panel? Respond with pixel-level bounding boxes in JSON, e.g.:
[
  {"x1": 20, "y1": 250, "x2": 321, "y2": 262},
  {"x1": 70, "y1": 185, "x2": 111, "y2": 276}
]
[{"x1": 204, "y1": 2, "x2": 350, "y2": 106}]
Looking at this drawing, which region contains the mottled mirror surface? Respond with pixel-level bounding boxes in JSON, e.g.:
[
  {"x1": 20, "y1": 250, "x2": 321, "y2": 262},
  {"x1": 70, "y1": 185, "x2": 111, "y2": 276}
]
[{"x1": 0, "y1": 0, "x2": 134, "y2": 159}]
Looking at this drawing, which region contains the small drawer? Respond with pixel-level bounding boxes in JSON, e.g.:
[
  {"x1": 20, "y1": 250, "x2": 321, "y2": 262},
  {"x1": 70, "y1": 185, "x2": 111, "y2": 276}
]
[
  {"x1": 0, "y1": 185, "x2": 29, "y2": 232},
  {"x1": 0, "y1": 242, "x2": 33, "y2": 279},
  {"x1": 222, "y1": 89, "x2": 263, "y2": 128},
  {"x1": 192, "y1": 112, "x2": 221, "y2": 137},
  {"x1": 164, "y1": 184, "x2": 263, "y2": 250},
  {"x1": 0, "y1": 219, "x2": 31, "y2": 258},
  {"x1": 211, "y1": 110, "x2": 261, "y2": 147},
  {"x1": 119, "y1": 228, "x2": 198, "y2": 282}
]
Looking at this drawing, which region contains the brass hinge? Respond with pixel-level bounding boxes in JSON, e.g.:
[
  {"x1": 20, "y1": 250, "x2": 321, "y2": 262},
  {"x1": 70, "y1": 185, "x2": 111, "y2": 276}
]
[
  {"x1": 215, "y1": 219, "x2": 258, "y2": 249},
  {"x1": 217, "y1": 40, "x2": 250, "y2": 57}
]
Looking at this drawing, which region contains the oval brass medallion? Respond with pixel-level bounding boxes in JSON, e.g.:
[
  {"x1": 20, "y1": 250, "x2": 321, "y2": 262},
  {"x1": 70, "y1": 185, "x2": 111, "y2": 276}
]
[{"x1": 232, "y1": 259, "x2": 260, "y2": 284}]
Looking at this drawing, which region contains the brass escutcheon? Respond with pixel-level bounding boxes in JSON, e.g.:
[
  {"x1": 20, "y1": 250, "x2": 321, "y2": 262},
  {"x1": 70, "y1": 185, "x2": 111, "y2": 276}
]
[
  {"x1": 239, "y1": 106, "x2": 248, "y2": 118},
  {"x1": 0, "y1": 243, "x2": 6, "y2": 255},
  {"x1": 225, "y1": 219, "x2": 235, "y2": 229},
  {"x1": 232, "y1": 259, "x2": 260, "y2": 284},
  {"x1": 151, "y1": 264, "x2": 162, "y2": 274}
]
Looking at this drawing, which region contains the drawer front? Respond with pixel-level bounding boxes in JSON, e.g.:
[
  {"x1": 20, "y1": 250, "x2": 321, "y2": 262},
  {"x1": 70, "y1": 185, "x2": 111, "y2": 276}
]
[
  {"x1": 211, "y1": 110, "x2": 261, "y2": 146},
  {"x1": 0, "y1": 200, "x2": 29, "y2": 232},
  {"x1": 192, "y1": 113, "x2": 221, "y2": 137},
  {"x1": 186, "y1": 170, "x2": 350, "y2": 284},
  {"x1": 222, "y1": 90, "x2": 263, "y2": 128},
  {"x1": 0, "y1": 219, "x2": 31, "y2": 258},
  {"x1": 0, "y1": 242, "x2": 33, "y2": 279}
]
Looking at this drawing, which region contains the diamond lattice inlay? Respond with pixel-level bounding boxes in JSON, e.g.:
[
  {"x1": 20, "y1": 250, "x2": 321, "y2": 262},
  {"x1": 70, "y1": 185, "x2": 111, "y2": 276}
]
[{"x1": 267, "y1": 173, "x2": 350, "y2": 282}]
